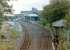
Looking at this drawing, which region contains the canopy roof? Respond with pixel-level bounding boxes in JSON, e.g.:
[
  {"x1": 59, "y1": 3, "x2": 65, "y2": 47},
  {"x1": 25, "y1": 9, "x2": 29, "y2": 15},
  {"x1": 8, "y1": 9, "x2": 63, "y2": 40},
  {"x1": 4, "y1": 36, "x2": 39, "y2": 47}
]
[
  {"x1": 52, "y1": 19, "x2": 64, "y2": 27},
  {"x1": 27, "y1": 14, "x2": 38, "y2": 16}
]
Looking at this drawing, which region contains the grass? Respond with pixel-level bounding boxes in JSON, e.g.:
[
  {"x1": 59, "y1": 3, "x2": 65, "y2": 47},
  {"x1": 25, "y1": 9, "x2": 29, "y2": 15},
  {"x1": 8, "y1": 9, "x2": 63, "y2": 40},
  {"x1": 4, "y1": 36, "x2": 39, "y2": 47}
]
[
  {"x1": 0, "y1": 40, "x2": 16, "y2": 50},
  {"x1": 0, "y1": 28, "x2": 17, "y2": 50}
]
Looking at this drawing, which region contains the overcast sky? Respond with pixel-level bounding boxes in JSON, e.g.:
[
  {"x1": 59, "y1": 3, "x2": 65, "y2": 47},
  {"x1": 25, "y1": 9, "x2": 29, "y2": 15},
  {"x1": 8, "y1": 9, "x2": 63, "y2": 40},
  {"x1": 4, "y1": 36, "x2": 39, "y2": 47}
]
[{"x1": 9, "y1": 0, "x2": 49, "y2": 14}]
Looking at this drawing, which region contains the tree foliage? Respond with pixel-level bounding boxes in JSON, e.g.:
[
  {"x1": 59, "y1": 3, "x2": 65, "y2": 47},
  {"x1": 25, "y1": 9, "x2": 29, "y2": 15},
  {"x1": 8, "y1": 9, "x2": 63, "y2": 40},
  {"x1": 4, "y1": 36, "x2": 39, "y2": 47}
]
[
  {"x1": 0, "y1": 0, "x2": 12, "y2": 29},
  {"x1": 0, "y1": 0, "x2": 12, "y2": 16},
  {"x1": 41, "y1": 0, "x2": 70, "y2": 24}
]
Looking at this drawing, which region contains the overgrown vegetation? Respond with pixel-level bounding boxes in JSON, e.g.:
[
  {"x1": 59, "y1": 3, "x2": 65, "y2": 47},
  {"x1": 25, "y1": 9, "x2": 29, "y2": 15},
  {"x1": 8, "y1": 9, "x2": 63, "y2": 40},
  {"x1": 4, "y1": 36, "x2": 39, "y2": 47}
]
[{"x1": 41, "y1": 0, "x2": 70, "y2": 50}]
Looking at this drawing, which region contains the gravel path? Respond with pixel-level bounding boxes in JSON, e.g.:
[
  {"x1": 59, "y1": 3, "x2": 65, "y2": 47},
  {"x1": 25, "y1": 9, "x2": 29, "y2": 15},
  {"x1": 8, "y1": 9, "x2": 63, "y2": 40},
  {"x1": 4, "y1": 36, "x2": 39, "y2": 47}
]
[{"x1": 17, "y1": 21, "x2": 53, "y2": 50}]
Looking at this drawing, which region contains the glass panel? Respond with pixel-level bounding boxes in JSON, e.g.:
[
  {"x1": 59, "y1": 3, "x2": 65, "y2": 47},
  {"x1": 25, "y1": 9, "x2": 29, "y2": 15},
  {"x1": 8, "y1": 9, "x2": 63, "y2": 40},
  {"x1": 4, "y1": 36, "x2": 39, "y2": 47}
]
[
  {"x1": 25, "y1": 16, "x2": 30, "y2": 22},
  {"x1": 31, "y1": 16, "x2": 39, "y2": 21}
]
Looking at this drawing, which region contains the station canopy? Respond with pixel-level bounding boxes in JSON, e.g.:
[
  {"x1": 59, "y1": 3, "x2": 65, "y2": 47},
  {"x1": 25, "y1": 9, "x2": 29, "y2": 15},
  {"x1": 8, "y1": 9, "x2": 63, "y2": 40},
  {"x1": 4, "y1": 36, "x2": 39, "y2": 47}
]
[{"x1": 27, "y1": 14, "x2": 38, "y2": 16}]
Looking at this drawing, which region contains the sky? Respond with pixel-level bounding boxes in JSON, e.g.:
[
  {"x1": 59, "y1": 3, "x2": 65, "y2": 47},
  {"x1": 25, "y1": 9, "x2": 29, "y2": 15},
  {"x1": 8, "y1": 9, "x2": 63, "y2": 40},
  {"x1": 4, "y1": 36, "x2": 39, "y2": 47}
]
[{"x1": 9, "y1": 0, "x2": 49, "y2": 14}]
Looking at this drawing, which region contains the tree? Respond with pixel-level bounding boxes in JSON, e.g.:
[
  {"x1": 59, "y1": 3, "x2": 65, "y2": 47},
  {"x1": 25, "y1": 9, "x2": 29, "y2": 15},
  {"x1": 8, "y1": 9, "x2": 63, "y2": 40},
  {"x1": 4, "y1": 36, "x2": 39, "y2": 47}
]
[
  {"x1": 0, "y1": 0, "x2": 12, "y2": 29},
  {"x1": 41, "y1": 0, "x2": 70, "y2": 24}
]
